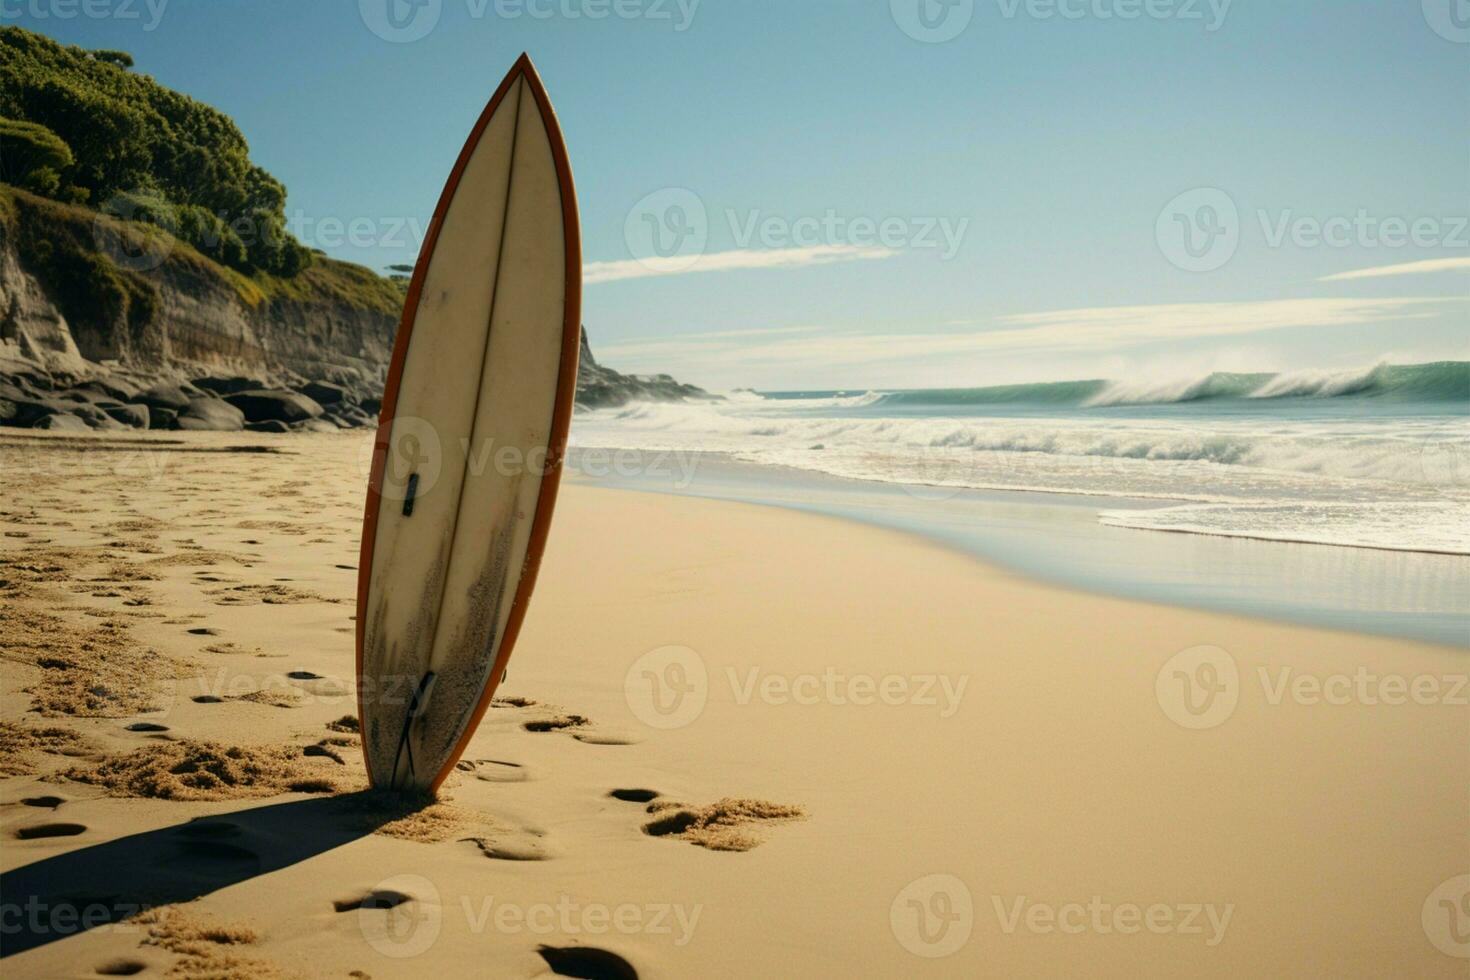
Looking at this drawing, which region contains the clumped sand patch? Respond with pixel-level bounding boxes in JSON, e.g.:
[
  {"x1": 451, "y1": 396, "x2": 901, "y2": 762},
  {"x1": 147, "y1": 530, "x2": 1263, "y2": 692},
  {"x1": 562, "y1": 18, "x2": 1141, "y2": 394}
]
[
  {"x1": 323, "y1": 790, "x2": 469, "y2": 842},
  {"x1": 326, "y1": 715, "x2": 359, "y2": 733},
  {"x1": 205, "y1": 583, "x2": 337, "y2": 606},
  {"x1": 144, "y1": 551, "x2": 248, "y2": 568},
  {"x1": 234, "y1": 689, "x2": 302, "y2": 708},
  {"x1": 59, "y1": 740, "x2": 345, "y2": 800},
  {"x1": 0, "y1": 721, "x2": 92, "y2": 776},
  {"x1": 643, "y1": 798, "x2": 806, "y2": 852},
  {"x1": 2, "y1": 604, "x2": 193, "y2": 717},
  {"x1": 133, "y1": 907, "x2": 289, "y2": 979},
  {"x1": 373, "y1": 801, "x2": 466, "y2": 842}
]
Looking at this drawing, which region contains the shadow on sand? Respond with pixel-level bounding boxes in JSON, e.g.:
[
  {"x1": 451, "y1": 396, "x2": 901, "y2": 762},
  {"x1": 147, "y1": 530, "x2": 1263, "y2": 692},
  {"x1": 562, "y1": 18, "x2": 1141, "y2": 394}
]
[{"x1": 0, "y1": 790, "x2": 432, "y2": 958}]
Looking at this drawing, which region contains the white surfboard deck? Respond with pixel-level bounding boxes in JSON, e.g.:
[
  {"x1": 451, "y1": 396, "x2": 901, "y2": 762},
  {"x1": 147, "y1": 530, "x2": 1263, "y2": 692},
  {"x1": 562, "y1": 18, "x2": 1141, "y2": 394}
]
[{"x1": 356, "y1": 55, "x2": 580, "y2": 793}]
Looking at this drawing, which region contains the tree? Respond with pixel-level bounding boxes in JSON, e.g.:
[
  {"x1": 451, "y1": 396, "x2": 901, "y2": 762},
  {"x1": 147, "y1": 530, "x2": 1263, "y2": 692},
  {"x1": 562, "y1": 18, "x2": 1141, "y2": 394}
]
[
  {"x1": 90, "y1": 49, "x2": 133, "y2": 69},
  {"x1": 0, "y1": 26, "x2": 314, "y2": 277},
  {"x1": 0, "y1": 116, "x2": 74, "y2": 187}
]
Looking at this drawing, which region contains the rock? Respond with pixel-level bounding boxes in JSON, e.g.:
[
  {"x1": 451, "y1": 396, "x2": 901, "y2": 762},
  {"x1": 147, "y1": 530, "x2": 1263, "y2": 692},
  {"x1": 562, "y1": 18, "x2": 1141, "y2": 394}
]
[
  {"x1": 244, "y1": 419, "x2": 291, "y2": 433},
  {"x1": 223, "y1": 389, "x2": 324, "y2": 424},
  {"x1": 105, "y1": 403, "x2": 150, "y2": 429},
  {"x1": 175, "y1": 397, "x2": 245, "y2": 431},
  {"x1": 147, "y1": 406, "x2": 178, "y2": 430},
  {"x1": 301, "y1": 380, "x2": 352, "y2": 406},
  {"x1": 337, "y1": 405, "x2": 374, "y2": 427},
  {"x1": 137, "y1": 383, "x2": 196, "y2": 412},
  {"x1": 67, "y1": 403, "x2": 121, "y2": 429},
  {"x1": 31, "y1": 412, "x2": 89, "y2": 431},
  {"x1": 0, "y1": 390, "x2": 69, "y2": 427},
  {"x1": 359, "y1": 397, "x2": 382, "y2": 416},
  {"x1": 78, "y1": 377, "x2": 140, "y2": 402},
  {"x1": 576, "y1": 326, "x2": 715, "y2": 409},
  {"x1": 290, "y1": 418, "x2": 340, "y2": 433},
  {"x1": 194, "y1": 376, "x2": 264, "y2": 396}
]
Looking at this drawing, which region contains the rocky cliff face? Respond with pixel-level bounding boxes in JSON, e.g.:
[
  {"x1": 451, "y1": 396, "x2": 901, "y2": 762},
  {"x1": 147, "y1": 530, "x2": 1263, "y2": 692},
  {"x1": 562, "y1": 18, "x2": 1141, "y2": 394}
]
[
  {"x1": 0, "y1": 190, "x2": 398, "y2": 392},
  {"x1": 0, "y1": 186, "x2": 713, "y2": 433},
  {"x1": 576, "y1": 326, "x2": 715, "y2": 409}
]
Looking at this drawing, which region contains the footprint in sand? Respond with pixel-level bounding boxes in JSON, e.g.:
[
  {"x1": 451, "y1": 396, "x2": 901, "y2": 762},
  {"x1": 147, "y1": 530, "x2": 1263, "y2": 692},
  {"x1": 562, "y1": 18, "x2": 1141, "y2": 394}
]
[
  {"x1": 572, "y1": 732, "x2": 639, "y2": 746},
  {"x1": 192, "y1": 695, "x2": 225, "y2": 704},
  {"x1": 460, "y1": 834, "x2": 551, "y2": 862},
  {"x1": 14, "y1": 822, "x2": 87, "y2": 839},
  {"x1": 176, "y1": 820, "x2": 244, "y2": 839},
  {"x1": 538, "y1": 946, "x2": 639, "y2": 980},
  {"x1": 93, "y1": 958, "x2": 147, "y2": 976},
  {"x1": 455, "y1": 759, "x2": 528, "y2": 783},
  {"x1": 172, "y1": 823, "x2": 257, "y2": 863},
  {"x1": 188, "y1": 627, "x2": 221, "y2": 636},
  {"x1": 289, "y1": 672, "x2": 348, "y2": 696},
  {"x1": 20, "y1": 795, "x2": 68, "y2": 808},
  {"x1": 333, "y1": 889, "x2": 412, "y2": 913},
  {"x1": 125, "y1": 722, "x2": 170, "y2": 733},
  {"x1": 523, "y1": 714, "x2": 588, "y2": 733},
  {"x1": 609, "y1": 789, "x2": 659, "y2": 803}
]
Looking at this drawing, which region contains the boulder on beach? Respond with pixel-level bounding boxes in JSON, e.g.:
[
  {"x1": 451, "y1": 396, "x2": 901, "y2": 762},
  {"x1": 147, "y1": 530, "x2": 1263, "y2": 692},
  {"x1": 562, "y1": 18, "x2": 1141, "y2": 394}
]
[
  {"x1": 245, "y1": 419, "x2": 292, "y2": 434},
  {"x1": 223, "y1": 389, "x2": 324, "y2": 424},
  {"x1": 291, "y1": 417, "x2": 340, "y2": 433},
  {"x1": 67, "y1": 404, "x2": 122, "y2": 429},
  {"x1": 175, "y1": 397, "x2": 246, "y2": 431},
  {"x1": 31, "y1": 412, "x2": 89, "y2": 432},
  {"x1": 147, "y1": 406, "x2": 179, "y2": 430},
  {"x1": 78, "y1": 377, "x2": 141, "y2": 402},
  {"x1": 301, "y1": 380, "x2": 353, "y2": 406},
  {"x1": 0, "y1": 383, "x2": 68, "y2": 427},
  {"x1": 195, "y1": 376, "x2": 266, "y2": 396},
  {"x1": 137, "y1": 383, "x2": 198, "y2": 412},
  {"x1": 105, "y1": 404, "x2": 151, "y2": 429}
]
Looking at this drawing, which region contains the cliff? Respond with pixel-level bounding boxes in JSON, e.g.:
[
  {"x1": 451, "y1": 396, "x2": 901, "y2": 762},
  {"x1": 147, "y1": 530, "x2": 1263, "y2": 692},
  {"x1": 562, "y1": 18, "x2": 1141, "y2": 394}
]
[
  {"x1": 0, "y1": 185, "x2": 398, "y2": 390},
  {"x1": 0, "y1": 185, "x2": 712, "y2": 432},
  {"x1": 576, "y1": 325, "x2": 714, "y2": 409}
]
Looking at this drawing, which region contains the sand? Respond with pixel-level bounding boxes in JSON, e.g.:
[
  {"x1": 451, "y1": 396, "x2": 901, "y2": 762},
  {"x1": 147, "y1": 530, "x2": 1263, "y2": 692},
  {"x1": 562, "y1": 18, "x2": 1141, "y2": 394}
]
[{"x1": 0, "y1": 429, "x2": 1464, "y2": 978}]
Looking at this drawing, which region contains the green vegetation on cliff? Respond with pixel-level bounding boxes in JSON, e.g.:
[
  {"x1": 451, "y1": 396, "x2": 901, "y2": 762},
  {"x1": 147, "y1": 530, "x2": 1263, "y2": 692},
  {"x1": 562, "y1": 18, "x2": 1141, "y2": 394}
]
[
  {"x1": 0, "y1": 183, "x2": 404, "y2": 343},
  {"x1": 0, "y1": 25, "x2": 312, "y2": 276}
]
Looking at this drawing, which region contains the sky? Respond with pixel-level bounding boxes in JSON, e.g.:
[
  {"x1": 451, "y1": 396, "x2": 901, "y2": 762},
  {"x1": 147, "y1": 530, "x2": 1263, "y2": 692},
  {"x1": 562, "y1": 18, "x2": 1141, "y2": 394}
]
[{"x1": 6, "y1": 0, "x2": 1468, "y2": 391}]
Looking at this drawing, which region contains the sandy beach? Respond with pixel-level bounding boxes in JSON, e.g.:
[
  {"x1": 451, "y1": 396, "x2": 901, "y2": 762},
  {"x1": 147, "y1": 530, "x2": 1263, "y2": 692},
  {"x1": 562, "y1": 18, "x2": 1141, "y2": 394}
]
[{"x1": 1, "y1": 430, "x2": 1465, "y2": 978}]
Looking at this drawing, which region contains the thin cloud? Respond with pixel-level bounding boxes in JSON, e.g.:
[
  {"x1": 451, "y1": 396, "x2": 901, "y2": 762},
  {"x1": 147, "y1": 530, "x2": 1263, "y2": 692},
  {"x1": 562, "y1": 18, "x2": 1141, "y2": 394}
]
[
  {"x1": 603, "y1": 297, "x2": 1455, "y2": 371},
  {"x1": 1319, "y1": 257, "x2": 1470, "y2": 282},
  {"x1": 584, "y1": 244, "x2": 895, "y2": 285}
]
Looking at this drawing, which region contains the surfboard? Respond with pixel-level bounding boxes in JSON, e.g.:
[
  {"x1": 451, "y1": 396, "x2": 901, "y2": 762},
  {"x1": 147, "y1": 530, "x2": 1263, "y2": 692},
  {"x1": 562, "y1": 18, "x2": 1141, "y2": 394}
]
[{"x1": 355, "y1": 54, "x2": 581, "y2": 794}]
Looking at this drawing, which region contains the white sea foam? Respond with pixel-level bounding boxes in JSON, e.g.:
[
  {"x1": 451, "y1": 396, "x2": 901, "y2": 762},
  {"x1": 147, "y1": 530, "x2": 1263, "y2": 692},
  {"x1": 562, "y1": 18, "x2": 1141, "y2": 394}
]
[{"x1": 570, "y1": 391, "x2": 1470, "y2": 553}]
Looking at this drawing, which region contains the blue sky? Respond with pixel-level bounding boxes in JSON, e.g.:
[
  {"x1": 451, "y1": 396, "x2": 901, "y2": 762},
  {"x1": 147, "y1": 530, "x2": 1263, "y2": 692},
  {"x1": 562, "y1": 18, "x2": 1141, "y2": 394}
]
[{"x1": 7, "y1": 0, "x2": 1468, "y2": 390}]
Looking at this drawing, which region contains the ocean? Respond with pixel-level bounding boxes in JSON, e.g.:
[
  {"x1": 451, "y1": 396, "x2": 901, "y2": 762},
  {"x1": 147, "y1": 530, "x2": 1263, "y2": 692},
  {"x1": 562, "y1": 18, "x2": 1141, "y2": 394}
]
[{"x1": 568, "y1": 361, "x2": 1470, "y2": 645}]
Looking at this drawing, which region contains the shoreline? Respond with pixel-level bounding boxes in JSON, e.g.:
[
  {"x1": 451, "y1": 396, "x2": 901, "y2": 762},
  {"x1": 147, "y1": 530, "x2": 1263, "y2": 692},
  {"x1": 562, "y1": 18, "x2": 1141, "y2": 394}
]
[
  {"x1": 1, "y1": 431, "x2": 1465, "y2": 977},
  {"x1": 564, "y1": 447, "x2": 1470, "y2": 648}
]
